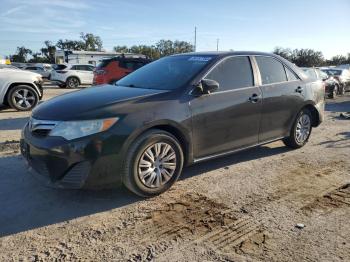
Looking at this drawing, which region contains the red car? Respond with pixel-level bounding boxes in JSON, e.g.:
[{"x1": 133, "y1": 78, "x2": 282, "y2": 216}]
[{"x1": 93, "y1": 54, "x2": 151, "y2": 85}]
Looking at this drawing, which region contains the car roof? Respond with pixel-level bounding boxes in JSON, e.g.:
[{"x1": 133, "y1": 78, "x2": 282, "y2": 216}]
[
  {"x1": 172, "y1": 51, "x2": 283, "y2": 58},
  {"x1": 69, "y1": 64, "x2": 95, "y2": 66},
  {"x1": 173, "y1": 51, "x2": 306, "y2": 80}
]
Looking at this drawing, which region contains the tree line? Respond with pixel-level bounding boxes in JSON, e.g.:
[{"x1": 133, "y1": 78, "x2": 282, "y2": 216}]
[
  {"x1": 8, "y1": 33, "x2": 194, "y2": 64},
  {"x1": 273, "y1": 47, "x2": 350, "y2": 67},
  {"x1": 8, "y1": 32, "x2": 349, "y2": 67}
]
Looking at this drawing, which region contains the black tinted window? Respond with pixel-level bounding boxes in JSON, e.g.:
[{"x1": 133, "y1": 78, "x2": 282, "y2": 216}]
[
  {"x1": 205, "y1": 56, "x2": 253, "y2": 91},
  {"x1": 285, "y1": 66, "x2": 298, "y2": 81},
  {"x1": 256, "y1": 56, "x2": 287, "y2": 85}
]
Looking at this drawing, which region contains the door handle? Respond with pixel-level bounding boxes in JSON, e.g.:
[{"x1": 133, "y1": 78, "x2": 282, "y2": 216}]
[
  {"x1": 248, "y1": 93, "x2": 261, "y2": 103},
  {"x1": 295, "y1": 86, "x2": 303, "y2": 93}
]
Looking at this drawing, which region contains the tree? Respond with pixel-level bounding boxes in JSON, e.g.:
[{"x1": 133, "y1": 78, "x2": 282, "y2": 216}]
[
  {"x1": 273, "y1": 47, "x2": 292, "y2": 61},
  {"x1": 114, "y1": 45, "x2": 129, "y2": 53},
  {"x1": 56, "y1": 39, "x2": 85, "y2": 51},
  {"x1": 328, "y1": 55, "x2": 347, "y2": 66},
  {"x1": 40, "y1": 41, "x2": 56, "y2": 63},
  {"x1": 80, "y1": 32, "x2": 103, "y2": 51},
  {"x1": 113, "y1": 40, "x2": 194, "y2": 59},
  {"x1": 273, "y1": 47, "x2": 325, "y2": 67},
  {"x1": 291, "y1": 49, "x2": 324, "y2": 67},
  {"x1": 10, "y1": 46, "x2": 32, "y2": 62}
]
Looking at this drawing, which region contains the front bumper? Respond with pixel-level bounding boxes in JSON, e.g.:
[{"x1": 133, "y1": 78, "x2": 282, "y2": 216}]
[{"x1": 20, "y1": 124, "x2": 125, "y2": 189}]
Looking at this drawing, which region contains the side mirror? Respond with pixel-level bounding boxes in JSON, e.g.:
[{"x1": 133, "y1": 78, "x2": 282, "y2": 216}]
[{"x1": 198, "y1": 79, "x2": 219, "y2": 94}]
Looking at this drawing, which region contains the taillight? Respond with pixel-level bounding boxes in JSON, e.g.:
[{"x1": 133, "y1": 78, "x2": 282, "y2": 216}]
[
  {"x1": 56, "y1": 70, "x2": 67, "y2": 74},
  {"x1": 94, "y1": 69, "x2": 107, "y2": 75}
]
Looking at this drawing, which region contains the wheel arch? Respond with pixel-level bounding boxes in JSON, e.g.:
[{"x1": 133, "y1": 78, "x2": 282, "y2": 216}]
[
  {"x1": 121, "y1": 121, "x2": 192, "y2": 166},
  {"x1": 3, "y1": 82, "x2": 40, "y2": 106},
  {"x1": 66, "y1": 75, "x2": 81, "y2": 85},
  {"x1": 300, "y1": 103, "x2": 321, "y2": 127}
]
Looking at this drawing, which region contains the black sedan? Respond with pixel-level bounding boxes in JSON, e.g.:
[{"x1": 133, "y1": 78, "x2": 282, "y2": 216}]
[{"x1": 21, "y1": 52, "x2": 325, "y2": 197}]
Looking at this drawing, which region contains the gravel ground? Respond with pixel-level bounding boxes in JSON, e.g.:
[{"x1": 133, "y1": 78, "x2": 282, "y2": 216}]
[{"x1": 0, "y1": 86, "x2": 349, "y2": 261}]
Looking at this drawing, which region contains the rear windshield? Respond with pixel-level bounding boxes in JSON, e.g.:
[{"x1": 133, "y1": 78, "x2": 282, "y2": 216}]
[
  {"x1": 97, "y1": 59, "x2": 112, "y2": 68},
  {"x1": 322, "y1": 69, "x2": 341, "y2": 76},
  {"x1": 54, "y1": 64, "x2": 67, "y2": 70},
  {"x1": 116, "y1": 55, "x2": 215, "y2": 90}
]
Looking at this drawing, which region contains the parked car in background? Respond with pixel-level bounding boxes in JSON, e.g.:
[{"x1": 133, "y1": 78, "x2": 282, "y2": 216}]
[
  {"x1": 24, "y1": 64, "x2": 52, "y2": 79},
  {"x1": 9, "y1": 62, "x2": 26, "y2": 69},
  {"x1": 301, "y1": 67, "x2": 340, "y2": 98},
  {"x1": 321, "y1": 68, "x2": 350, "y2": 94},
  {"x1": 50, "y1": 64, "x2": 95, "y2": 88},
  {"x1": 21, "y1": 52, "x2": 324, "y2": 196},
  {"x1": 93, "y1": 54, "x2": 151, "y2": 85},
  {"x1": 0, "y1": 64, "x2": 21, "y2": 70},
  {"x1": 0, "y1": 68, "x2": 43, "y2": 111}
]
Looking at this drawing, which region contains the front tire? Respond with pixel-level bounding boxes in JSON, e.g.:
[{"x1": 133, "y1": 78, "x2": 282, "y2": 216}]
[
  {"x1": 283, "y1": 109, "x2": 312, "y2": 149},
  {"x1": 122, "y1": 129, "x2": 184, "y2": 197},
  {"x1": 7, "y1": 85, "x2": 39, "y2": 111}
]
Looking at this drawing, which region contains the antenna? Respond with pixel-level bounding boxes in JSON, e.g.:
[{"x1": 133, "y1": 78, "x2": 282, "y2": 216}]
[{"x1": 216, "y1": 38, "x2": 219, "y2": 51}]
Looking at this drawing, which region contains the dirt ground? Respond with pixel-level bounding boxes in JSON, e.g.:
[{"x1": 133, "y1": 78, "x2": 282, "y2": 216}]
[{"x1": 0, "y1": 85, "x2": 349, "y2": 261}]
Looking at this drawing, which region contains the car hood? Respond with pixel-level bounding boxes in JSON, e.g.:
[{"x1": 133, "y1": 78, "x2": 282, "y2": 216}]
[
  {"x1": 0, "y1": 69, "x2": 41, "y2": 78},
  {"x1": 33, "y1": 85, "x2": 169, "y2": 120}
]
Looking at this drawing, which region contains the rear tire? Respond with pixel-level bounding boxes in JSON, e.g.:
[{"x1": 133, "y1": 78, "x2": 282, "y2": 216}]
[
  {"x1": 58, "y1": 83, "x2": 67, "y2": 88},
  {"x1": 7, "y1": 85, "x2": 39, "y2": 111},
  {"x1": 66, "y1": 77, "x2": 80, "y2": 88},
  {"x1": 283, "y1": 109, "x2": 312, "y2": 149},
  {"x1": 122, "y1": 129, "x2": 184, "y2": 197}
]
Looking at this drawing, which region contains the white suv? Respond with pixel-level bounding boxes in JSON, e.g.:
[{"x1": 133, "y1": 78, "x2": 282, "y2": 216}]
[
  {"x1": 0, "y1": 69, "x2": 43, "y2": 111},
  {"x1": 50, "y1": 64, "x2": 95, "y2": 88}
]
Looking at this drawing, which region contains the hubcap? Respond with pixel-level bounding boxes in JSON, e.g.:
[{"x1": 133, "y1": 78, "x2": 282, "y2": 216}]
[
  {"x1": 138, "y1": 142, "x2": 177, "y2": 188},
  {"x1": 13, "y1": 89, "x2": 35, "y2": 109},
  {"x1": 295, "y1": 114, "x2": 311, "y2": 144}
]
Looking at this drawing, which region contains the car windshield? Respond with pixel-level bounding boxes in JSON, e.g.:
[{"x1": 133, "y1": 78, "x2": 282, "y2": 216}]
[
  {"x1": 322, "y1": 69, "x2": 341, "y2": 76},
  {"x1": 116, "y1": 55, "x2": 215, "y2": 90}
]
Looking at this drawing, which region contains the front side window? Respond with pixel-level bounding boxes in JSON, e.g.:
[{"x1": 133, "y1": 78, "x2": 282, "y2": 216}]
[
  {"x1": 205, "y1": 56, "x2": 253, "y2": 91},
  {"x1": 256, "y1": 56, "x2": 287, "y2": 85}
]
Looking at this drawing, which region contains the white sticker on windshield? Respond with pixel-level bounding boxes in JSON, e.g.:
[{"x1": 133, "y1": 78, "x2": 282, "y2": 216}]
[{"x1": 188, "y1": 56, "x2": 212, "y2": 62}]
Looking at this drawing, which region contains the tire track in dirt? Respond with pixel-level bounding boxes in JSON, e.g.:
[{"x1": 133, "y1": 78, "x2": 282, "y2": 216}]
[
  {"x1": 302, "y1": 183, "x2": 350, "y2": 214},
  {"x1": 125, "y1": 194, "x2": 266, "y2": 261}
]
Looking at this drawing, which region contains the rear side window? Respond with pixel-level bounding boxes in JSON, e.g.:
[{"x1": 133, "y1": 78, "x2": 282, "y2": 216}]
[
  {"x1": 255, "y1": 56, "x2": 287, "y2": 85},
  {"x1": 285, "y1": 67, "x2": 299, "y2": 81},
  {"x1": 205, "y1": 56, "x2": 253, "y2": 91}
]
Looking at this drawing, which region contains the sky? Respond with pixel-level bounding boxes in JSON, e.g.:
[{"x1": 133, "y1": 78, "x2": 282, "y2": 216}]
[{"x1": 0, "y1": 0, "x2": 349, "y2": 59}]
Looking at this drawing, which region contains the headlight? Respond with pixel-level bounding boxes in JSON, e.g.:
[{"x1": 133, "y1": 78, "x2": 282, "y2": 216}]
[{"x1": 49, "y1": 118, "x2": 119, "y2": 140}]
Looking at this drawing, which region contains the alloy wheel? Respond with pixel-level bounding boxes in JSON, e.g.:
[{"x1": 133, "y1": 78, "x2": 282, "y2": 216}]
[
  {"x1": 295, "y1": 114, "x2": 311, "y2": 144},
  {"x1": 12, "y1": 88, "x2": 36, "y2": 110},
  {"x1": 138, "y1": 142, "x2": 177, "y2": 188}
]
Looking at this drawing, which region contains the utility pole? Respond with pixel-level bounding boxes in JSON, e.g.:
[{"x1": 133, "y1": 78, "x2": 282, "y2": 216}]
[
  {"x1": 194, "y1": 26, "x2": 197, "y2": 52},
  {"x1": 216, "y1": 38, "x2": 219, "y2": 51}
]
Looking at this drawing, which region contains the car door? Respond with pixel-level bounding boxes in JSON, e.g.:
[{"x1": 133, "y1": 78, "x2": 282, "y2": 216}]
[
  {"x1": 254, "y1": 56, "x2": 305, "y2": 142},
  {"x1": 190, "y1": 56, "x2": 262, "y2": 159}
]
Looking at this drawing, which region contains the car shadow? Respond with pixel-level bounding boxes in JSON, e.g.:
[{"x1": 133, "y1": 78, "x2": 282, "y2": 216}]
[
  {"x1": 0, "y1": 117, "x2": 29, "y2": 131},
  {"x1": 325, "y1": 100, "x2": 350, "y2": 113},
  {"x1": 0, "y1": 142, "x2": 290, "y2": 237},
  {"x1": 318, "y1": 132, "x2": 350, "y2": 149}
]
